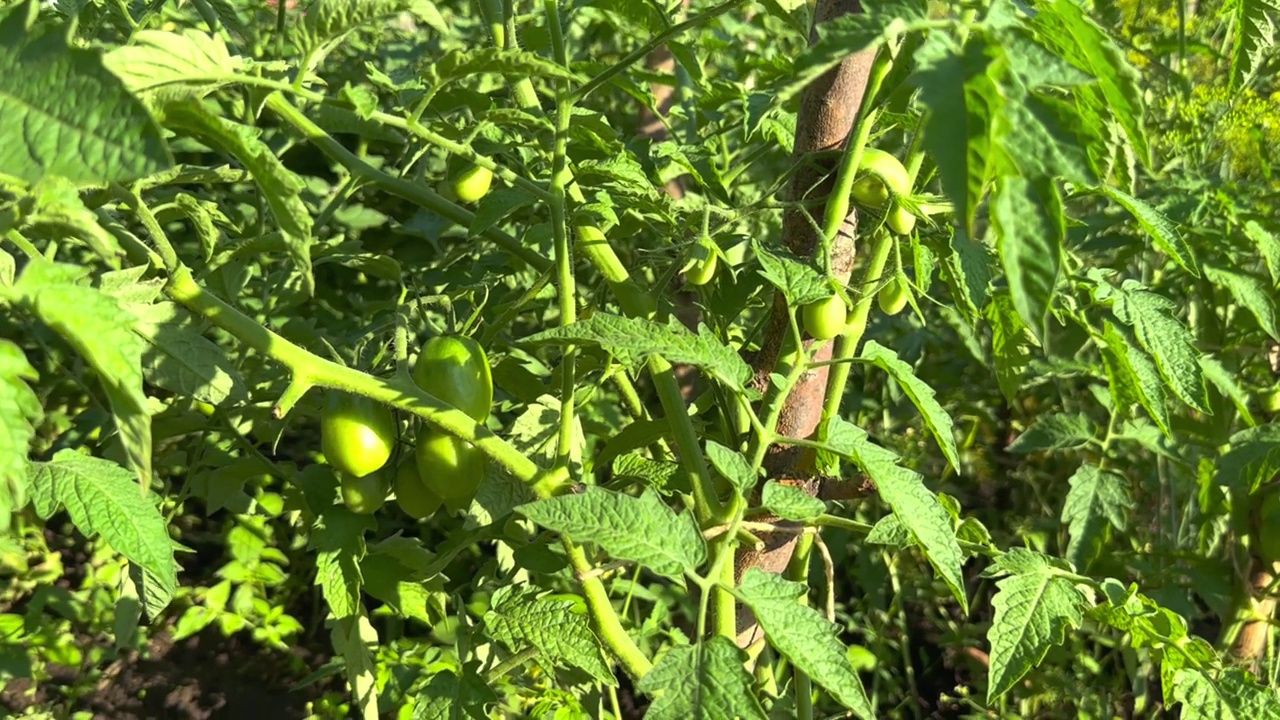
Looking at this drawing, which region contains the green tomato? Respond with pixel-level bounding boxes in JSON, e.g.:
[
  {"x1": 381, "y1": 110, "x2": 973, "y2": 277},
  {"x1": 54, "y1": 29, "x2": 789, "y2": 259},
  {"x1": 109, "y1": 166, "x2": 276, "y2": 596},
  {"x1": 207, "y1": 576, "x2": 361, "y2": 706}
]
[
  {"x1": 340, "y1": 472, "x2": 387, "y2": 515},
  {"x1": 887, "y1": 204, "x2": 916, "y2": 235},
  {"x1": 416, "y1": 429, "x2": 487, "y2": 502},
  {"x1": 803, "y1": 294, "x2": 847, "y2": 341},
  {"x1": 1262, "y1": 386, "x2": 1280, "y2": 414},
  {"x1": 878, "y1": 276, "x2": 909, "y2": 316},
  {"x1": 1257, "y1": 492, "x2": 1280, "y2": 564},
  {"x1": 412, "y1": 335, "x2": 493, "y2": 422},
  {"x1": 321, "y1": 393, "x2": 396, "y2": 478},
  {"x1": 855, "y1": 147, "x2": 906, "y2": 196},
  {"x1": 393, "y1": 461, "x2": 442, "y2": 519},
  {"x1": 685, "y1": 240, "x2": 718, "y2": 286},
  {"x1": 850, "y1": 175, "x2": 890, "y2": 209},
  {"x1": 453, "y1": 165, "x2": 494, "y2": 204}
]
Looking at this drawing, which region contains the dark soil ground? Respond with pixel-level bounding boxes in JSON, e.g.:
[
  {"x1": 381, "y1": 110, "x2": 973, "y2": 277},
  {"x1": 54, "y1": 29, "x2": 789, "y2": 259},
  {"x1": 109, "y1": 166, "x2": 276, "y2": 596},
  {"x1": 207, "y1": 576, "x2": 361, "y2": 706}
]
[{"x1": 1, "y1": 625, "x2": 333, "y2": 719}]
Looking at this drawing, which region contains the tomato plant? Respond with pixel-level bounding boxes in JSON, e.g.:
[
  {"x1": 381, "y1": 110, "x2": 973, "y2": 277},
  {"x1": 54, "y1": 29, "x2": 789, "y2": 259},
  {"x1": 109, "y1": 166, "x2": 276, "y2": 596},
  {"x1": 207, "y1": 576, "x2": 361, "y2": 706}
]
[
  {"x1": 321, "y1": 393, "x2": 397, "y2": 479},
  {"x1": 3, "y1": 0, "x2": 1280, "y2": 718}
]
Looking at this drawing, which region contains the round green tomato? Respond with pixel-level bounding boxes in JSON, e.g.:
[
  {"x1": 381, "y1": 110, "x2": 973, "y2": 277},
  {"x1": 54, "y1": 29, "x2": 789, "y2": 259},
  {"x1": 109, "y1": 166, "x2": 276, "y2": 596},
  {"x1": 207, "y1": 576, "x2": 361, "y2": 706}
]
[
  {"x1": 416, "y1": 430, "x2": 487, "y2": 501},
  {"x1": 1258, "y1": 492, "x2": 1280, "y2": 563},
  {"x1": 685, "y1": 241, "x2": 718, "y2": 286},
  {"x1": 412, "y1": 336, "x2": 493, "y2": 422},
  {"x1": 803, "y1": 295, "x2": 847, "y2": 341},
  {"x1": 340, "y1": 472, "x2": 387, "y2": 515},
  {"x1": 858, "y1": 148, "x2": 910, "y2": 197},
  {"x1": 1262, "y1": 386, "x2": 1280, "y2": 414},
  {"x1": 394, "y1": 461, "x2": 442, "y2": 519},
  {"x1": 321, "y1": 393, "x2": 396, "y2": 478},
  {"x1": 453, "y1": 165, "x2": 494, "y2": 204},
  {"x1": 878, "y1": 277, "x2": 909, "y2": 316},
  {"x1": 887, "y1": 204, "x2": 916, "y2": 235}
]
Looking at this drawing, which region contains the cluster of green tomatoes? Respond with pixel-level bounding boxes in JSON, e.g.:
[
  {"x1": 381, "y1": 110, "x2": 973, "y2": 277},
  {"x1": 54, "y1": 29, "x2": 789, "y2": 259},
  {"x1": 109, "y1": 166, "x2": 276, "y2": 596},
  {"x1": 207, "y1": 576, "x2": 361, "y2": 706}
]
[
  {"x1": 683, "y1": 147, "x2": 919, "y2": 340},
  {"x1": 320, "y1": 336, "x2": 493, "y2": 518}
]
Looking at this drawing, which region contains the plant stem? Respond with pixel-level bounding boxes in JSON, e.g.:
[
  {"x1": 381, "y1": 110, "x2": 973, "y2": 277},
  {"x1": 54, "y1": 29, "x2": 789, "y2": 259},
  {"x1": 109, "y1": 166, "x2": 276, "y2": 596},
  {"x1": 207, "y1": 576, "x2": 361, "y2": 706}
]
[
  {"x1": 648, "y1": 355, "x2": 725, "y2": 523},
  {"x1": 823, "y1": 229, "x2": 894, "y2": 419},
  {"x1": 564, "y1": 540, "x2": 653, "y2": 679},
  {"x1": 544, "y1": 0, "x2": 579, "y2": 472},
  {"x1": 263, "y1": 94, "x2": 551, "y2": 273},
  {"x1": 571, "y1": 0, "x2": 748, "y2": 101},
  {"x1": 163, "y1": 267, "x2": 546, "y2": 486},
  {"x1": 484, "y1": 645, "x2": 539, "y2": 682}
]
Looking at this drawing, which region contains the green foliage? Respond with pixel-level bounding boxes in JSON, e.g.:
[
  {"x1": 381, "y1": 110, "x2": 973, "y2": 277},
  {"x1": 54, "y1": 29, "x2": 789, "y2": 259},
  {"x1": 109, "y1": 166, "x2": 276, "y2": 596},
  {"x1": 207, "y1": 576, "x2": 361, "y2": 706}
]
[{"x1": 1, "y1": 0, "x2": 1280, "y2": 716}]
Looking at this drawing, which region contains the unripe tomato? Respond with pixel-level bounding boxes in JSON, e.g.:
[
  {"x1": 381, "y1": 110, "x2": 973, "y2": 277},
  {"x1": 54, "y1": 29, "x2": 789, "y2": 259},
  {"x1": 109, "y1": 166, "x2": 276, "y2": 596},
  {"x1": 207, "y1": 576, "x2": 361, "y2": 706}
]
[
  {"x1": 416, "y1": 430, "x2": 487, "y2": 501},
  {"x1": 412, "y1": 336, "x2": 493, "y2": 422},
  {"x1": 685, "y1": 240, "x2": 718, "y2": 286},
  {"x1": 1262, "y1": 386, "x2": 1280, "y2": 414},
  {"x1": 860, "y1": 148, "x2": 910, "y2": 192},
  {"x1": 394, "y1": 461, "x2": 442, "y2": 519},
  {"x1": 802, "y1": 294, "x2": 847, "y2": 341},
  {"x1": 453, "y1": 165, "x2": 494, "y2": 204},
  {"x1": 887, "y1": 205, "x2": 916, "y2": 235},
  {"x1": 878, "y1": 277, "x2": 909, "y2": 316},
  {"x1": 340, "y1": 472, "x2": 387, "y2": 515},
  {"x1": 851, "y1": 175, "x2": 890, "y2": 209},
  {"x1": 321, "y1": 393, "x2": 396, "y2": 478},
  {"x1": 1257, "y1": 492, "x2": 1280, "y2": 564}
]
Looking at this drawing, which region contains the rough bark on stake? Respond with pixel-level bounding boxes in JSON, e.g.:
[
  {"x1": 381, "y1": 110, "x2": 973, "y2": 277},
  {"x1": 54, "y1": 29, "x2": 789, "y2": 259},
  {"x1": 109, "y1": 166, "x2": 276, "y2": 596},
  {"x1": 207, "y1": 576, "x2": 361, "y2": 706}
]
[{"x1": 735, "y1": 0, "x2": 877, "y2": 648}]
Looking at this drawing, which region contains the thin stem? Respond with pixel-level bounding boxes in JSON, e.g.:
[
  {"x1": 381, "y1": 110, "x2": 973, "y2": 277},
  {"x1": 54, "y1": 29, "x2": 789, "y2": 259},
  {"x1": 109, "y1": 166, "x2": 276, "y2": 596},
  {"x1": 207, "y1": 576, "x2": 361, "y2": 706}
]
[
  {"x1": 484, "y1": 646, "x2": 539, "y2": 682},
  {"x1": 648, "y1": 355, "x2": 725, "y2": 523},
  {"x1": 571, "y1": 0, "x2": 748, "y2": 102},
  {"x1": 822, "y1": 229, "x2": 894, "y2": 420},
  {"x1": 565, "y1": 540, "x2": 653, "y2": 679},
  {"x1": 545, "y1": 0, "x2": 578, "y2": 471},
  {"x1": 263, "y1": 94, "x2": 551, "y2": 273}
]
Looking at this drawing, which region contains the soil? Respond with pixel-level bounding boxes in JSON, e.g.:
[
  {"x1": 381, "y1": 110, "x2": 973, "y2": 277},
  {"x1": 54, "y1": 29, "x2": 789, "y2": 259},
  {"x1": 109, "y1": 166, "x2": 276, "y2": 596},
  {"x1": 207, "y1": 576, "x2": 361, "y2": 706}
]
[
  {"x1": 2, "y1": 521, "x2": 340, "y2": 719},
  {"x1": 1, "y1": 626, "x2": 334, "y2": 719}
]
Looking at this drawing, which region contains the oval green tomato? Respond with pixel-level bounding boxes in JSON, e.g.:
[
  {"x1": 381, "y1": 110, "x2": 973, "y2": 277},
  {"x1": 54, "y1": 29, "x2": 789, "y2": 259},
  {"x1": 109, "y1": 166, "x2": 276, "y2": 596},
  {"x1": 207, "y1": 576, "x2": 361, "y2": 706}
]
[
  {"x1": 850, "y1": 175, "x2": 890, "y2": 209},
  {"x1": 416, "y1": 430, "x2": 487, "y2": 501},
  {"x1": 1258, "y1": 492, "x2": 1280, "y2": 564},
  {"x1": 887, "y1": 205, "x2": 916, "y2": 235},
  {"x1": 878, "y1": 277, "x2": 909, "y2": 316},
  {"x1": 321, "y1": 393, "x2": 397, "y2": 478},
  {"x1": 412, "y1": 335, "x2": 493, "y2": 422},
  {"x1": 803, "y1": 295, "x2": 847, "y2": 341},
  {"x1": 685, "y1": 241, "x2": 718, "y2": 286},
  {"x1": 453, "y1": 165, "x2": 494, "y2": 204},
  {"x1": 394, "y1": 461, "x2": 442, "y2": 519},
  {"x1": 340, "y1": 472, "x2": 387, "y2": 515},
  {"x1": 858, "y1": 148, "x2": 910, "y2": 196}
]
